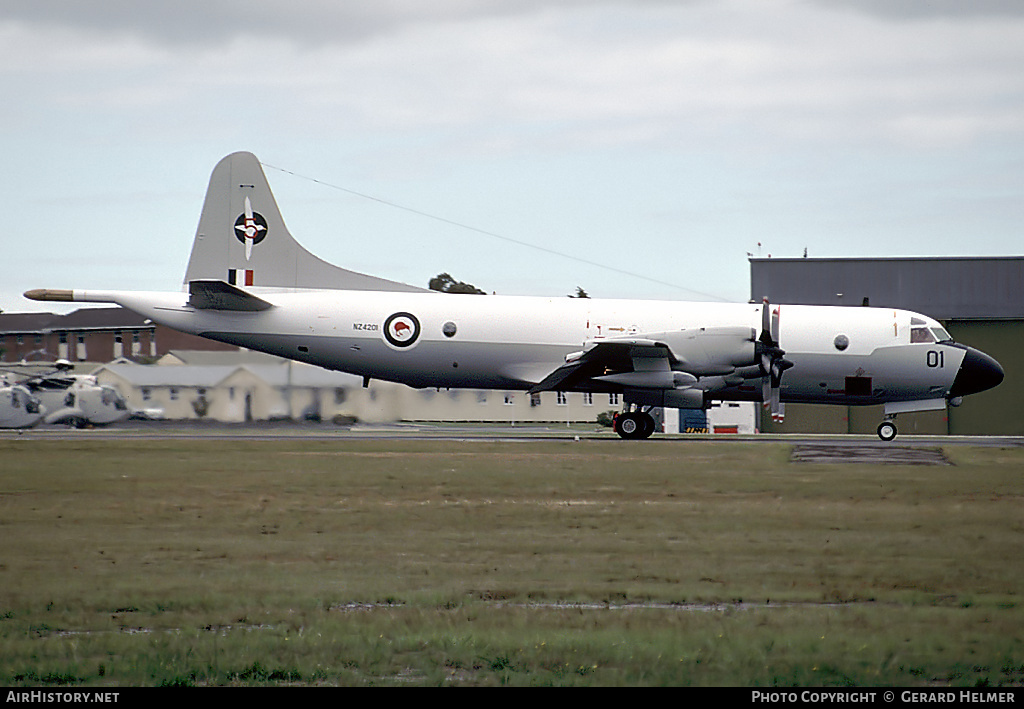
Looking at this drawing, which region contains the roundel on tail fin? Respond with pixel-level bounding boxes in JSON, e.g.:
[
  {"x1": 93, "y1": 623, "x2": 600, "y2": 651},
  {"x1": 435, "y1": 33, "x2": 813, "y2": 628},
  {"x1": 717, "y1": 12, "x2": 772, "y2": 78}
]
[{"x1": 234, "y1": 210, "x2": 268, "y2": 247}]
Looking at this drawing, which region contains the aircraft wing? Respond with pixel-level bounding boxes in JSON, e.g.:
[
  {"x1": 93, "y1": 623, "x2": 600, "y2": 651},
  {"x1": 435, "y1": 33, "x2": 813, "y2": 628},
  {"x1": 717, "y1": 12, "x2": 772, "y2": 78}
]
[
  {"x1": 530, "y1": 339, "x2": 662, "y2": 393},
  {"x1": 530, "y1": 326, "x2": 759, "y2": 394}
]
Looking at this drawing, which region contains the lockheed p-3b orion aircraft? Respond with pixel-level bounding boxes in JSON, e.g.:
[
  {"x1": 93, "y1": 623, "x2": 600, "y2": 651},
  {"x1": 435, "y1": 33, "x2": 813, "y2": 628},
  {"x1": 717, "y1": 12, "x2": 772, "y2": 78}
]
[{"x1": 26, "y1": 152, "x2": 1003, "y2": 440}]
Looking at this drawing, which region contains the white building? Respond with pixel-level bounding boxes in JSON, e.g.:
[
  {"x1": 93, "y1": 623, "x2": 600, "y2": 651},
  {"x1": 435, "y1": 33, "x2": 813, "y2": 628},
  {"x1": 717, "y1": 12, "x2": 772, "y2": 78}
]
[{"x1": 93, "y1": 350, "x2": 756, "y2": 432}]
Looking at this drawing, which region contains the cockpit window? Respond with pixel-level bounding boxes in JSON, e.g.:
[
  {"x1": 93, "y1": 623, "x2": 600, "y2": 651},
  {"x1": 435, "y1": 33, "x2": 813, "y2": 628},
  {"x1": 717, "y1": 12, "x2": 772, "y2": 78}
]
[
  {"x1": 102, "y1": 387, "x2": 128, "y2": 410},
  {"x1": 911, "y1": 324, "x2": 953, "y2": 344},
  {"x1": 911, "y1": 327, "x2": 935, "y2": 343}
]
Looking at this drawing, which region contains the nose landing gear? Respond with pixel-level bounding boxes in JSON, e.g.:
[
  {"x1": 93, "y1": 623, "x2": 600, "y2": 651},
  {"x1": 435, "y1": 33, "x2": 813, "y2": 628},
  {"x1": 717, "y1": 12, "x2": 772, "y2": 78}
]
[{"x1": 877, "y1": 417, "x2": 897, "y2": 441}]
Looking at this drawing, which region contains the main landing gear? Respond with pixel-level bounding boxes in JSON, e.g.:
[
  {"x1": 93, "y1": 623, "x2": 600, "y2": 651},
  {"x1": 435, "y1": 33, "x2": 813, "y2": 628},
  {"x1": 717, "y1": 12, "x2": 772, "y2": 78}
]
[{"x1": 614, "y1": 408, "x2": 656, "y2": 440}]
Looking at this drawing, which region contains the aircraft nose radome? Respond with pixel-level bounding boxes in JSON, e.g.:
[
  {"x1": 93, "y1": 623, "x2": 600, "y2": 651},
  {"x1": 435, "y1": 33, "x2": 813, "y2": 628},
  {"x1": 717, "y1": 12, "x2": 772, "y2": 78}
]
[{"x1": 950, "y1": 347, "x2": 1004, "y2": 398}]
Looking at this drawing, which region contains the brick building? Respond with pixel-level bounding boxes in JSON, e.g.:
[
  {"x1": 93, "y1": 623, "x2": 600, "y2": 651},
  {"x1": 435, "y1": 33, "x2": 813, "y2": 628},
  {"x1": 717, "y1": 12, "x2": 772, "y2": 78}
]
[{"x1": 0, "y1": 307, "x2": 236, "y2": 363}]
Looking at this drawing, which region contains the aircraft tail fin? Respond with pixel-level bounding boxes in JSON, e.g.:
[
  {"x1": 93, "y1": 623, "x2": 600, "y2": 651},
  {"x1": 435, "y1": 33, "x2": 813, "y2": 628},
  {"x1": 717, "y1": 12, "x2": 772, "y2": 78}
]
[{"x1": 183, "y1": 152, "x2": 426, "y2": 292}]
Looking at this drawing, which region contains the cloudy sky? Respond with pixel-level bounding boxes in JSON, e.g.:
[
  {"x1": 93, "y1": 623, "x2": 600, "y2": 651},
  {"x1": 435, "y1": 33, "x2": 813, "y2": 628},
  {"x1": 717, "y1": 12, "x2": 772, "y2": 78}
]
[{"x1": 3, "y1": 0, "x2": 1023, "y2": 313}]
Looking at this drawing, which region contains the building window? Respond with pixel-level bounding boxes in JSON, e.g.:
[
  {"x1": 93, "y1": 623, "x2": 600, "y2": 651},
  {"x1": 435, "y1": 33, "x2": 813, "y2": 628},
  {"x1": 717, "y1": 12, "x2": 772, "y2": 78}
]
[
  {"x1": 503, "y1": 393, "x2": 515, "y2": 406},
  {"x1": 169, "y1": 388, "x2": 178, "y2": 401},
  {"x1": 609, "y1": 393, "x2": 620, "y2": 406},
  {"x1": 556, "y1": 392, "x2": 567, "y2": 406},
  {"x1": 141, "y1": 388, "x2": 151, "y2": 401},
  {"x1": 583, "y1": 392, "x2": 593, "y2": 406}
]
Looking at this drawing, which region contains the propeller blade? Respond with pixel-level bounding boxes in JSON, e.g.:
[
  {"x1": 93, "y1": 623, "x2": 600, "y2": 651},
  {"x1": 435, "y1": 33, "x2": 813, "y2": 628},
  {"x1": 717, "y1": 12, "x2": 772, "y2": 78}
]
[
  {"x1": 770, "y1": 358, "x2": 793, "y2": 386},
  {"x1": 761, "y1": 297, "x2": 771, "y2": 341}
]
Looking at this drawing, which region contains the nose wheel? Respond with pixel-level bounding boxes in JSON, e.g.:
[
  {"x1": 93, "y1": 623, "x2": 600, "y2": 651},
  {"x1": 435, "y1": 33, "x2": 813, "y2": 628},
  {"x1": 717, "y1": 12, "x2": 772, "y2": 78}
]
[{"x1": 877, "y1": 418, "x2": 898, "y2": 441}]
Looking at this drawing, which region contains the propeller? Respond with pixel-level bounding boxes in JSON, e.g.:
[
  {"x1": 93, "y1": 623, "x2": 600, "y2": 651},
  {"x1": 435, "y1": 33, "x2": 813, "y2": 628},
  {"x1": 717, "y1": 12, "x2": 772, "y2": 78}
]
[{"x1": 757, "y1": 297, "x2": 794, "y2": 422}]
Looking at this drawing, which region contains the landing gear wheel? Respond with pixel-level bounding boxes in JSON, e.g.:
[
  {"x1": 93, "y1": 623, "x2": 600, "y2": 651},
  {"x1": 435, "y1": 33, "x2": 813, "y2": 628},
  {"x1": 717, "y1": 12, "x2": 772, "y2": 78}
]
[
  {"x1": 616, "y1": 412, "x2": 642, "y2": 439},
  {"x1": 877, "y1": 420, "x2": 897, "y2": 442},
  {"x1": 616, "y1": 412, "x2": 656, "y2": 440},
  {"x1": 638, "y1": 412, "x2": 655, "y2": 439}
]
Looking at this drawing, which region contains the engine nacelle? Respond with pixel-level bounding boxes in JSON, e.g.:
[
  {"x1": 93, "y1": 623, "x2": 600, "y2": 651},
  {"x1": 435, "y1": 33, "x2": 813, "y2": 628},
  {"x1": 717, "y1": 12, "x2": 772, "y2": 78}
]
[
  {"x1": 664, "y1": 387, "x2": 705, "y2": 409},
  {"x1": 648, "y1": 327, "x2": 757, "y2": 376}
]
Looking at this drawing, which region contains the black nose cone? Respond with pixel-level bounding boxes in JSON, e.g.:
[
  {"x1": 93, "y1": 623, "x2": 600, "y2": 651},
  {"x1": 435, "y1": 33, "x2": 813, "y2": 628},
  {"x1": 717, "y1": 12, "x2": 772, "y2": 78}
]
[{"x1": 950, "y1": 347, "x2": 1004, "y2": 398}]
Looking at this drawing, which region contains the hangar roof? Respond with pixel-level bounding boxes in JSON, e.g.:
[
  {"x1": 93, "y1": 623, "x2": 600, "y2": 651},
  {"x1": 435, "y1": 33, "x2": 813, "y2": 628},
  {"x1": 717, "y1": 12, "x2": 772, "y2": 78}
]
[{"x1": 749, "y1": 256, "x2": 1024, "y2": 320}]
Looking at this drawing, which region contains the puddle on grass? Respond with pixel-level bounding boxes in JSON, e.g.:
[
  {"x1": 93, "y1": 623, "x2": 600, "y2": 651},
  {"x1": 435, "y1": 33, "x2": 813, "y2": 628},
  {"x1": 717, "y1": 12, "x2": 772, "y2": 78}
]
[
  {"x1": 493, "y1": 600, "x2": 857, "y2": 612},
  {"x1": 329, "y1": 600, "x2": 860, "y2": 614},
  {"x1": 790, "y1": 444, "x2": 951, "y2": 466}
]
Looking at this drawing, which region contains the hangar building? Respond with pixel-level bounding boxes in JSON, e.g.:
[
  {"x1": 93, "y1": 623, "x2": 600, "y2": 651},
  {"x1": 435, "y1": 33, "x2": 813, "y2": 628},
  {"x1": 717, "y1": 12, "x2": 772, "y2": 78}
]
[{"x1": 750, "y1": 256, "x2": 1023, "y2": 436}]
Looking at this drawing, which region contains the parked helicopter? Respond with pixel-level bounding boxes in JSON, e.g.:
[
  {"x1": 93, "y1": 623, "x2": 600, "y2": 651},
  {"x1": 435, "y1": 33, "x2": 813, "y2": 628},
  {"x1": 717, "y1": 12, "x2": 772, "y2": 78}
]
[
  {"x1": 1, "y1": 361, "x2": 129, "y2": 428},
  {"x1": 0, "y1": 374, "x2": 45, "y2": 428}
]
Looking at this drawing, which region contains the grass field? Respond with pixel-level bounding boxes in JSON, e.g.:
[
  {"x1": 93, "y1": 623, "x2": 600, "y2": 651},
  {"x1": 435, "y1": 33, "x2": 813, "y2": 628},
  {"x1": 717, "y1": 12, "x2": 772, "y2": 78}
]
[{"x1": 0, "y1": 436, "x2": 1021, "y2": 686}]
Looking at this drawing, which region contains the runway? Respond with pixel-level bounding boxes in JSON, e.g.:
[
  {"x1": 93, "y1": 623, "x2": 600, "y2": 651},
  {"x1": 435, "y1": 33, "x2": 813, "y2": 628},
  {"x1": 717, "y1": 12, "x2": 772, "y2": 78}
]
[{"x1": 5, "y1": 419, "x2": 1022, "y2": 451}]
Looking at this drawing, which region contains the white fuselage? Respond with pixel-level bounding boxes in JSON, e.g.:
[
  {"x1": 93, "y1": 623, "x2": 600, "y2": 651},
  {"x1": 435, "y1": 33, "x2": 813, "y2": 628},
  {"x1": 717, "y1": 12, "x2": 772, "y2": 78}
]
[
  {"x1": 0, "y1": 383, "x2": 45, "y2": 428},
  {"x1": 101, "y1": 288, "x2": 965, "y2": 406},
  {"x1": 26, "y1": 375, "x2": 131, "y2": 427}
]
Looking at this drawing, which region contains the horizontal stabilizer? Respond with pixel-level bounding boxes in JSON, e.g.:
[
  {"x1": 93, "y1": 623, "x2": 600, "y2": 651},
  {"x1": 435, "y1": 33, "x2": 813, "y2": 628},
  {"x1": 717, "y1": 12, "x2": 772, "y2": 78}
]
[{"x1": 188, "y1": 280, "x2": 273, "y2": 311}]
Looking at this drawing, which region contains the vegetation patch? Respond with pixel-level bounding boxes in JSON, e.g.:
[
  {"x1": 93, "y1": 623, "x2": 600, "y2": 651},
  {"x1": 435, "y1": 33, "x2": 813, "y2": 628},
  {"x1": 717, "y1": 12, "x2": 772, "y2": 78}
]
[{"x1": 0, "y1": 438, "x2": 1021, "y2": 685}]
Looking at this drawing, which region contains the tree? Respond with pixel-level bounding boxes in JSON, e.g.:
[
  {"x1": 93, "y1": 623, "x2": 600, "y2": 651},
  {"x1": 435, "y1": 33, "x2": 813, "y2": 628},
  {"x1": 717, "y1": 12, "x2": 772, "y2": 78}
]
[
  {"x1": 569, "y1": 286, "x2": 590, "y2": 298},
  {"x1": 429, "y1": 273, "x2": 486, "y2": 295}
]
